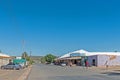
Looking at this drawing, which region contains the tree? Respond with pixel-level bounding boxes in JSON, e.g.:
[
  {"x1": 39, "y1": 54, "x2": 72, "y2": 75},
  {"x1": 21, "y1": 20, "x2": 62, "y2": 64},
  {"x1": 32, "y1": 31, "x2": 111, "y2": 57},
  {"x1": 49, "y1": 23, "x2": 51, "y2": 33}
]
[
  {"x1": 44, "y1": 54, "x2": 56, "y2": 63},
  {"x1": 41, "y1": 57, "x2": 46, "y2": 63},
  {"x1": 22, "y1": 52, "x2": 28, "y2": 59},
  {"x1": 21, "y1": 52, "x2": 34, "y2": 65}
]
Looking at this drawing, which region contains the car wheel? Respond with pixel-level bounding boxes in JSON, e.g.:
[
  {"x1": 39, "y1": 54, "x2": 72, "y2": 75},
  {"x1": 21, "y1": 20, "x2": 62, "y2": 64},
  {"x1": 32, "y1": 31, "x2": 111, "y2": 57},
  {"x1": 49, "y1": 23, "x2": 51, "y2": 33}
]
[{"x1": 1, "y1": 66, "x2": 4, "y2": 70}]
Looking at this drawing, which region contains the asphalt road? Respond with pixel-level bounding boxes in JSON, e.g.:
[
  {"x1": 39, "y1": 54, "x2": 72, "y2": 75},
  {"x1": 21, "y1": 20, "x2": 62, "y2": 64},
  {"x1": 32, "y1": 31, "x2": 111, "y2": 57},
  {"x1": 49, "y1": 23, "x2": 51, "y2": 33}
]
[{"x1": 28, "y1": 64, "x2": 120, "y2": 80}]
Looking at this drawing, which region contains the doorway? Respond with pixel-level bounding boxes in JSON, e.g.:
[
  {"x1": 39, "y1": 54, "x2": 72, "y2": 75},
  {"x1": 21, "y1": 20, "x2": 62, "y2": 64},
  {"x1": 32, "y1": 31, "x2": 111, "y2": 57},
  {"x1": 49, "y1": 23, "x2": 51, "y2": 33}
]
[{"x1": 92, "y1": 59, "x2": 96, "y2": 66}]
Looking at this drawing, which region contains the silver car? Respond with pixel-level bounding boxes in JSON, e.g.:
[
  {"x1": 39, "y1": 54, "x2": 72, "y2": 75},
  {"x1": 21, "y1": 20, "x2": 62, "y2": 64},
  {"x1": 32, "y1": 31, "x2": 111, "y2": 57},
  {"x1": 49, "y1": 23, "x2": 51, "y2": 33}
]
[{"x1": 1, "y1": 63, "x2": 22, "y2": 70}]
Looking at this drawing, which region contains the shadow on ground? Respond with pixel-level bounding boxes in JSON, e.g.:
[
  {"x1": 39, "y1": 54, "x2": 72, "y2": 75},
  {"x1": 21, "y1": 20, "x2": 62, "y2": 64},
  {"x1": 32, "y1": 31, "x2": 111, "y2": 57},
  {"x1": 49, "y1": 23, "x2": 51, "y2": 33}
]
[{"x1": 101, "y1": 72, "x2": 120, "y2": 76}]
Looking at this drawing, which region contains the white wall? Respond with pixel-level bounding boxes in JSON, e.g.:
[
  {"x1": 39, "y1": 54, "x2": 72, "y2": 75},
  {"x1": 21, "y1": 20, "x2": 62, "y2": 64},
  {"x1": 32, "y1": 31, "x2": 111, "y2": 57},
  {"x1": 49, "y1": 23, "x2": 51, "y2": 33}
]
[{"x1": 0, "y1": 58, "x2": 9, "y2": 66}]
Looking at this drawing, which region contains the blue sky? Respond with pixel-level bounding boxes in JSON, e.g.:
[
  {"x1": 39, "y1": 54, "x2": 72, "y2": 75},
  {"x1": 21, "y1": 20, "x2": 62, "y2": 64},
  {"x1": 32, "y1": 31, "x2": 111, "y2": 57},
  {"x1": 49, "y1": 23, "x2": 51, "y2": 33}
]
[{"x1": 0, "y1": 0, "x2": 120, "y2": 56}]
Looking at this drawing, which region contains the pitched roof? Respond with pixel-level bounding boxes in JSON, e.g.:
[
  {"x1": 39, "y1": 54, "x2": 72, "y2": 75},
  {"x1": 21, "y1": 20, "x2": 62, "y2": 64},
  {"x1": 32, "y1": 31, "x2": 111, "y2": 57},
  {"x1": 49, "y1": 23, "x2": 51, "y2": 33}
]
[
  {"x1": 58, "y1": 49, "x2": 120, "y2": 59},
  {"x1": 0, "y1": 53, "x2": 10, "y2": 58}
]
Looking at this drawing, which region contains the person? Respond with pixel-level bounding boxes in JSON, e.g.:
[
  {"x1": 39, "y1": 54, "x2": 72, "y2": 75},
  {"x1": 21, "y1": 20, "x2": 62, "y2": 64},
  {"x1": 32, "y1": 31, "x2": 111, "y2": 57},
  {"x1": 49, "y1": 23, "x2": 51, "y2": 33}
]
[
  {"x1": 85, "y1": 60, "x2": 89, "y2": 69},
  {"x1": 105, "y1": 61, "x2": 109, "y2": 69},
  {"x1": 9, "y1": 59, "x2": 13, "y2": 65},
  {"x1": 69, "y1": 61, "x2": 72, "y2": 67},
  {"x1": 82, "y1": 60, "x2": 85, "y2": 68}
]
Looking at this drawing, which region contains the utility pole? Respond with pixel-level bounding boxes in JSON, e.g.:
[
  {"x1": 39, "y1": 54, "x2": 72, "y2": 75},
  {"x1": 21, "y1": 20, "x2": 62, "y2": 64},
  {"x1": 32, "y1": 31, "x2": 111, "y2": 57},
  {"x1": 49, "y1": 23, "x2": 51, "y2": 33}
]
[
  {"x1": 30, "y1": 51, "x2": 32, "y2": 58},
  {"x1": 22, "y1": 40, "x2": 25, "y2": 52}
]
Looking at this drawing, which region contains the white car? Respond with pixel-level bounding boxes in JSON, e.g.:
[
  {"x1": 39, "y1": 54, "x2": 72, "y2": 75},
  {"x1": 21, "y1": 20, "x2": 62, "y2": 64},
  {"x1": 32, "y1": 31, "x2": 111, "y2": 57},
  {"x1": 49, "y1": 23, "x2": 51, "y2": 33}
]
[{"x1": 61, "y1": 63, "x2": 66, "y2": 66}]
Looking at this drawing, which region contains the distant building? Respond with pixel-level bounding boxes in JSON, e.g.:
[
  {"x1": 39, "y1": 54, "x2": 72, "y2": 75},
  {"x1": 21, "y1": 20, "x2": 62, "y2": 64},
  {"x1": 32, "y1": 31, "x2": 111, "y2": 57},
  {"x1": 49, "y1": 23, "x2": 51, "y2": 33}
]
[
  {"x1": 56, "y1": 49, "x2": 120, "y2": 67},
  {"x1": 16, "y1": 57, "x2": 22, "y2": 59}
]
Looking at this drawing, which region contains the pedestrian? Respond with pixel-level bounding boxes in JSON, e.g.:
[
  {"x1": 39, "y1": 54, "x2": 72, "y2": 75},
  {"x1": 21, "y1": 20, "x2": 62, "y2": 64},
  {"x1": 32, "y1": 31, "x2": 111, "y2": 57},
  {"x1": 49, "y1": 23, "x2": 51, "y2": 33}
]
[
  {"x1": 70, "y1": 62, "x2": 72, "y2": 67},
  {"x1": 82, "y1": 61, "x2": 85, "y2": 68},
  {"x1": 105, "y1": 61, "x2": 109, "y2": 69},
  {"x1": 85, "y1": 60, "x2": 89, "y2": 69}
]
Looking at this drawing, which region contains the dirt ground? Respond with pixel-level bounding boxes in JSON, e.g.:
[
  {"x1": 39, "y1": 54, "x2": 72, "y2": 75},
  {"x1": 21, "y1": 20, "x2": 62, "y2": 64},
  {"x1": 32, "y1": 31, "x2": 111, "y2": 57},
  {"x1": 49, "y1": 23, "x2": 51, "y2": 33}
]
[{"x1": 0, "y1": 68, "x2": 29, "y2": 80}]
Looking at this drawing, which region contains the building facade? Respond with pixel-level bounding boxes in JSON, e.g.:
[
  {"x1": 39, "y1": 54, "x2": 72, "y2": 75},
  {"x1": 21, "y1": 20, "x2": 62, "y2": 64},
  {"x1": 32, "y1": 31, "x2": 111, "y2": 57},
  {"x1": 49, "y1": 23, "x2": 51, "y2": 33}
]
[
  {"x1": 57, "y1": 49, "x2": 120, "y2": 67},
  {"x1": 0, "y1": 53, "x2": 10, "y2": 66}
]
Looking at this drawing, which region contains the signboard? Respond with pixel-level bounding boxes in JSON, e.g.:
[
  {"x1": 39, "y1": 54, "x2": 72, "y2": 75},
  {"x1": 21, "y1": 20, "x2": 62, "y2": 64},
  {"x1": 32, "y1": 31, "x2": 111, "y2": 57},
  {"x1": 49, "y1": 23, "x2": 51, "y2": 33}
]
[
  {"x1": 109, "y1": 55, "x2": 116, "y2": 60},
  {"x1": 70, "y1": 53, "x2": 86, "y2": 57}
]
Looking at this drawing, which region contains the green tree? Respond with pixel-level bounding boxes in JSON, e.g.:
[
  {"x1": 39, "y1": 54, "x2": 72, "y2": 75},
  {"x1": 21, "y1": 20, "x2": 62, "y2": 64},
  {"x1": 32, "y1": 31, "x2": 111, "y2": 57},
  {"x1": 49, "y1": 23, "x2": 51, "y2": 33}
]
[
  {"x1": 21, "y1": 52, "x2": 34, "y2": 65},
  {"x1": 22, "y1": 52, "x2": 28, "y2": 59},
  {"x1": 41, "y1": 57, "x2": 46, "y2": 63},
  {"x1": 44, "y1": 54, "x2": 56, "y2": 63}
]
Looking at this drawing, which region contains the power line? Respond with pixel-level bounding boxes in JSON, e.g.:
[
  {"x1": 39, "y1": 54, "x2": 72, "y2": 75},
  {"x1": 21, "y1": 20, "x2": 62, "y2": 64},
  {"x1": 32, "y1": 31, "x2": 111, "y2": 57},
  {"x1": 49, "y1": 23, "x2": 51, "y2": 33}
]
[{"x1": 6, "y1": 1, "x2": 26, "y2": 53}]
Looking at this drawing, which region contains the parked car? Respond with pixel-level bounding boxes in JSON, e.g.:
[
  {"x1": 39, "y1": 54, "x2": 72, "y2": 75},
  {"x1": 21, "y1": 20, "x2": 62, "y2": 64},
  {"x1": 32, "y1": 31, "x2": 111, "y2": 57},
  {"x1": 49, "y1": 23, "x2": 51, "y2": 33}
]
[
  {"x1": 1, "y1": 63, "x2": 22, "y2": 70},
  {"x1": 19, "y1": 63, "x2": 26, "y2": 69},
  {"x1": 60, "y1": 63, "x2": 67, "y2": 66}
]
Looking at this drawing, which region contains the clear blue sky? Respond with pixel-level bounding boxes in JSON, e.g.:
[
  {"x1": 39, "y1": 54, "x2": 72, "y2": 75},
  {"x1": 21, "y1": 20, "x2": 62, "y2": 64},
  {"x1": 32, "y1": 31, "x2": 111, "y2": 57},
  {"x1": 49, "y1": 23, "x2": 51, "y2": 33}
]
[{"x1": 0, "y1": 0, "x2": 120, "y2": 56}]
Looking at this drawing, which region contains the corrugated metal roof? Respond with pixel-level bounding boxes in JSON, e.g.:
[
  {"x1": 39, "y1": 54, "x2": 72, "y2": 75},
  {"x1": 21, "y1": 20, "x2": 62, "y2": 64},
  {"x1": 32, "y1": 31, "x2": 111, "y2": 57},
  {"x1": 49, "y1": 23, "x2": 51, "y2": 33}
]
[
  {"x1": 0, "y1": 53, "x2": 10, "y2": 58},
  {"x1": 58, "y1": 49, "x2": 120, "y2": 59}
]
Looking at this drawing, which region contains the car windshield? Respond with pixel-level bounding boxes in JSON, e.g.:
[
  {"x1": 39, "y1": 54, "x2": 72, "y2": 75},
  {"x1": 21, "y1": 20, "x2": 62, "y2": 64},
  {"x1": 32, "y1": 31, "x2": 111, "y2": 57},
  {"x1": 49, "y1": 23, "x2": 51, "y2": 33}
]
[{"x1": 7, "y1": 63, "x2": 15, "y2": 65}]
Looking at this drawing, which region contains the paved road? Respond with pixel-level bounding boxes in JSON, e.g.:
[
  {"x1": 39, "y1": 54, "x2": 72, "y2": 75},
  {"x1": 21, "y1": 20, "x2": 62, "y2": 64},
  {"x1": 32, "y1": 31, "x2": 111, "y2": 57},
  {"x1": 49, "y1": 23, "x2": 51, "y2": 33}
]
[{"x1": 28, "y1": 64, "x2": 120, "y2": 80}]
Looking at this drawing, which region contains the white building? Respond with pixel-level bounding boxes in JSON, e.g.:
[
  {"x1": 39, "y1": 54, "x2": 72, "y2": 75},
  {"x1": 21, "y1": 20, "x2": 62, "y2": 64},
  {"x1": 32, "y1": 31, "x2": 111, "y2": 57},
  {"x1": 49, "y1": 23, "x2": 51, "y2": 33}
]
[
  {"x1": 0, "y1": 53, "x2": 10, "y2": 66},
  {"x1": 58, "y1": 49, "x2": 120, "y2": 66}
]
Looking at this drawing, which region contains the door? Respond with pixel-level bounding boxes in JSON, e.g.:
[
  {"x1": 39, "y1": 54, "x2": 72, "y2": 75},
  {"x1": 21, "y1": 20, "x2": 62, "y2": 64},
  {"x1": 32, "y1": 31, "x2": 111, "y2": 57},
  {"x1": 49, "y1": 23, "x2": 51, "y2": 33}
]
[{"x1": 92, "y1": 59, "x2": 96, "y2": 66}]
